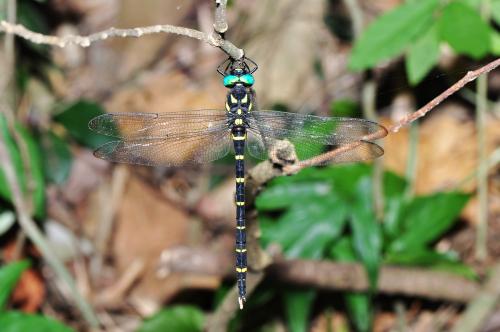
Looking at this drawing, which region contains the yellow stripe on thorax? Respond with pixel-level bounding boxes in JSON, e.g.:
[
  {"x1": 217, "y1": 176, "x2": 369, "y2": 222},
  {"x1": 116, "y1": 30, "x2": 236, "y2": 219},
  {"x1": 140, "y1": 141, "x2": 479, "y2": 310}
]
[{"x1": 236, "y1": 267, "x2": 248, "y2": 273}]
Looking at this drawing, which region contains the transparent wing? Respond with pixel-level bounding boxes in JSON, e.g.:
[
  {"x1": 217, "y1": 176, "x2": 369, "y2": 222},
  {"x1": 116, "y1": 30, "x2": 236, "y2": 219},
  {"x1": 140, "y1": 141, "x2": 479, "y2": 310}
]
[
  {"x1": 248, "y1": 110, "x2": 387, "y2": 144},
  {"x1": 300, "y1": 141, "x2": 384, "y2": 165},
  {"x1": 246, "y1": 129, "x2": 268, "y2": 160},
  {"x1": 88, "y1": 110, "x2": 228, "y2": 140},
  {"x1": 94, "y1": 131, "x2": 231, "y2": 167},
  {"x1": 247, "y1": 110, "x2": 387, "y2": 163}
]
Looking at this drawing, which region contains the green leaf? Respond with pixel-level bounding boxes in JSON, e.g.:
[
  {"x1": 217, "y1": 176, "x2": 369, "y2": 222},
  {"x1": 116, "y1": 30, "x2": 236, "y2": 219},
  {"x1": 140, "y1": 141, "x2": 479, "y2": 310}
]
[
  {"x1": 0, "y1": 311, "x2": 74, "y2": 332},
  {"x1": 330, "y1": 238, "x2": 372, "y2": 332},
  {"x1": 17, "y1": 1, "x2": 49, "y2": 34},
  {"x1": 260, "y1": 196, "x2": 347, "y2": 259},
  {"x1": 406, "y1": 24, "x2": 440, "y2": 85},
  {"x1": 438, "y1": 2, "x2": 491, "y2": 59},
  {"x1": 292, "y1": 121, "x2": 337, "y2": 160},
  {"x1": 330, "y1": 100, "x2": 360, "y2": 118},
  {"x1": 39, "y1": 131, "x2": 73, "y2": 184},
  {"x1": 0, "y1": 115, "x2": 45, "y2": 218},
  {"x1": 385, "y1": 248, "x2": 476, "y2": 279},
  {"x1": 388, "y1": 192, "x2": 470, "y2": 253},
  {"x1": 54, "y1": 101, "x2": 111, "y2": 150},
  {"x1": 15, "y1": 123, "x2": 46, "y2": 218},
  {"x1": 269, "y1": 164, "x2": 372, "y2": 199},
  {"x1": 283, "y1": 290, "x2": 316, "y2": 332},
  {"x1": 0, "y1": 261, "x2": 30, "y2": 310},
  {"x1": 344, "y1": 294, "x2": 372, "y2": 332},
  {"x1": 349, "y1": 0, "x2": 439, "y2": 70},
  {"x1": 382, "y1": 171, "x2": 407, "y2": 199},
  {"x1": 491, "y1": 30, "x2": 500, "y2": 56},
  {"x1": 349, "y1": 178, "x2": 381, "y2": 288},
  {"x1": 491, "y1": 0, "x2": 500, "y2": 25},
  {"x1": 0, "y1": 211, "x2": 15, "y2": 236},
  {"x1": 137, "y1": 306, "x2": 204, "y2": 332},
  {"x1": 0, "y1": 116, "x2": 24, "y2": 210},
  {"x1": 256, "y1": 182, "x2": 332, "y2": 211}
]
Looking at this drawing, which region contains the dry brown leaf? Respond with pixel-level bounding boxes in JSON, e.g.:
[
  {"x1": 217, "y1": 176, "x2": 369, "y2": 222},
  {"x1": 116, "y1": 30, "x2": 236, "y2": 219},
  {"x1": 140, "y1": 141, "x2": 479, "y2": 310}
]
[
  {"x1": 2, "y1": 241, "x2": 45, "y2": 313},
  {"x1": 310, "y1": 311, "x2": 349, "y2": 332},
  {"x1": 105, "y1": 71, "x2": 224, "y2": 114},
  {"x1": 384, "y1": 104, "x2": 500, "y2": 225},
  {"x1": 109, "y1": 0, "x2": 195, "y2": 80},
  {"x1": 384, "y1": 104, "x2": 500, "y2": 194},
  {"x1": 196, "y1": 178, "x2": 235, "y2": 227},
  {"x1": 240, "y1": 0, "x2": 329, "y2": 108},
  {"x1": 110, "y1": 175, "x2": 192, "y2": 305},
  {"x1": 373, "y1": 312, "x2": 397, "y2": 332}
]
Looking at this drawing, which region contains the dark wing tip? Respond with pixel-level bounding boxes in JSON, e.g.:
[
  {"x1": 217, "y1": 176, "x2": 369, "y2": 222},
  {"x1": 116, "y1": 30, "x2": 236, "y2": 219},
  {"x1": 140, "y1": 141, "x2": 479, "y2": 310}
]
[
  {"x1": 93, "y1": 140, "x2": 121, "y2": 160},
  {"x1": 365, "y1": 121, "x2": 389, "y2": 140},
  {"x1": 88, "y1": 113, "x2": 112, "y2": 132}
]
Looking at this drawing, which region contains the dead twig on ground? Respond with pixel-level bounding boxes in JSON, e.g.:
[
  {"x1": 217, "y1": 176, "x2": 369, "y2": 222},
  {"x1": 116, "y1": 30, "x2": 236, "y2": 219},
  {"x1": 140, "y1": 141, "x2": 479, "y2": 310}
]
[
  {"x1": 159, "y1": 246, "x2": 480, "y2": 303},
  {"x1": 452, "y1": 263, "x2": 500, "y2": 332}
]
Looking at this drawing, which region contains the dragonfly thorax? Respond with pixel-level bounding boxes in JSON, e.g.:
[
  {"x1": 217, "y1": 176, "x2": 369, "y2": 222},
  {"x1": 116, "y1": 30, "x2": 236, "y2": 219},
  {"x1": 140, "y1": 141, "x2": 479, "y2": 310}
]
[{"x1": 226, "y1": 85, "x2": 253, "y2": 128}]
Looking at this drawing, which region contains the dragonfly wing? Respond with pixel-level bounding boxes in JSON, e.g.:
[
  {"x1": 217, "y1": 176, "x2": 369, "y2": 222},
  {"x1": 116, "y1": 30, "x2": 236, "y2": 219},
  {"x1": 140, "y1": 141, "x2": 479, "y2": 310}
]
[
  {"x1": 88, "y1": 110, "x2": 228, "y2": 140},
  {"x1": 303, "y1": 140, "x2": 384, "y2": 165},
  {"x1": 94, "y1": 131, "x2": 231, "y2": 167},
  {"x1": 248, "y1": 110, "x2": 387, "y2": 144},
  {"x1": 247, "y1": 110, "x2": 387, "y2": 163},
  {"x1": 246, "y1": 129, "x2": 269, "y2": 160}
]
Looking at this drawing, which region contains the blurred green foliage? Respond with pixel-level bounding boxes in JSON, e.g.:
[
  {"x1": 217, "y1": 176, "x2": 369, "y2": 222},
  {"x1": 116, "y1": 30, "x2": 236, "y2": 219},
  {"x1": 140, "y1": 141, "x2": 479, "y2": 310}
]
[
  {"x1": 38, "y1": 131, "x2": 73, "y2": 185},
  {"x1": 137, "y1": 305, "x2": 205, "y2": 332},
  {"x1": 257, "y1": 164, "x2": 472, "y2": 331},
  {"x1": 54, "y1": 101, "x2": 111, "y2": 150},
  {"x1": 348, "y1": 0, "x2": 499, "y2": 85},
  {"x1": 0, "y1": 115, "x2": 45, "y2": 218},
  {"x1": 0, "y1": 261, "x2": 74, "y2": 331}
]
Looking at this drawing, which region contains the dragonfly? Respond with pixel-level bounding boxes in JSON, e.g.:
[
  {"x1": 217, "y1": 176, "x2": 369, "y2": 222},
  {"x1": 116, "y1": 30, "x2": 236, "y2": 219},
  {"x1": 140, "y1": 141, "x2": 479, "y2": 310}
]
[{"x1": 88, "y1": 57, "x2": 388, "y2": 309}]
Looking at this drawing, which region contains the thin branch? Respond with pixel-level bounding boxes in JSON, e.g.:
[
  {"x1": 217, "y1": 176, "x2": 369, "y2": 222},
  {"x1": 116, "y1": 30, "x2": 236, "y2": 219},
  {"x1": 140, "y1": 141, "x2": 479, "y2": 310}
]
[
  {"x1": 214, "y1": 0, "x2": 229, "y2": 34},
  {"x1": 0, "y1": 20, "x2": 243, "y2": 59},
  {"x1": 390, "y1": 58, "x2": 500, "y2": 133},
  {"x1": 284, "y1": 57, "x2": 500, "y2": 173},
  {"x1": 474, "y1": 0, "x2": 492, "y2": 262}
]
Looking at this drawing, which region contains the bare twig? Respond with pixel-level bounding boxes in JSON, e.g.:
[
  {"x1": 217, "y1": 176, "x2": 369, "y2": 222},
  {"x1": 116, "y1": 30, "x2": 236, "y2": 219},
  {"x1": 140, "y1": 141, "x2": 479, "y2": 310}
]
[
  {"x1": 284, "y1": 58, "x2": 500, "y2": 173},
  {"x1": 92, "y1": 166, "x2": 129, "y2": 281},
  {"x1": 94, "y1": 259, "x2": 145, "y2": 309},
  {"x1": 0, "y1": 9, "x2": 243, "y2": 59},
  {"x1": 214, "y1": 0, "x2": 229, "y2": 34},
  {"x1": 452, "y1": 263, "x2": 500, "y2": 332},
  {"x1": 475, "y1": 0, "x2": 492, "y2": 261},
  {"x1": 475, "y1": 70, "x2": 489, "y2": 261},
  {"x1": 390, "y1": 58, "x2": 500, "y2": 133}
]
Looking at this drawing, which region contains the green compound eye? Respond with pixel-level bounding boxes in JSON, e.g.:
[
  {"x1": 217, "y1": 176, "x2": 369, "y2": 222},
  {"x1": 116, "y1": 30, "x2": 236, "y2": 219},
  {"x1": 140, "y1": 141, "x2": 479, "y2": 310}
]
[
  {"x1": 240, "y1": 74, "x2": 255, "y2": 86},
  {"x1": 223, "y1": 75, "x2": 239, "y2": 87}
]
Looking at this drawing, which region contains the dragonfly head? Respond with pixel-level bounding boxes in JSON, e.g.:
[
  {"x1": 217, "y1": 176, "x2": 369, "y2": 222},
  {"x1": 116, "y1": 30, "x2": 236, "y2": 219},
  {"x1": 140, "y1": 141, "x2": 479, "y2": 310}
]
[
  {"x1": 218, "y1": 56, "x2": 258, "y2": 88},
  {"x1": 223, "y1": 72, "x2": 255, "y2": 88}
]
